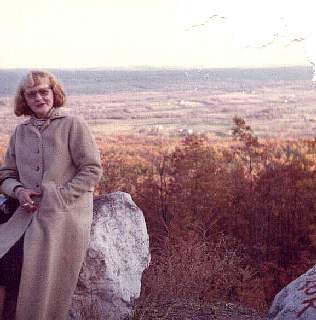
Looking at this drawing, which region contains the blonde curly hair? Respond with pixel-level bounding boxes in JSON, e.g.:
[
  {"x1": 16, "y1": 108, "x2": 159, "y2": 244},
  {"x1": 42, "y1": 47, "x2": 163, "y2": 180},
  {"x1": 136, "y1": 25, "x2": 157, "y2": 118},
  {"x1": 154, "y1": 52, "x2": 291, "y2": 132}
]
[{"x1": 14, "y1": 70, "x2": 66, "y2": 116}]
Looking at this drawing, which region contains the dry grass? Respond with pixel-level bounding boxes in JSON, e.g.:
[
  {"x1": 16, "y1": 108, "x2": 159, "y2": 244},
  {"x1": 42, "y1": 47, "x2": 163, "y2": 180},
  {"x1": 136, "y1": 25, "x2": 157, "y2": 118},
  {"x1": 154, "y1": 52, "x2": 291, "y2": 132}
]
[{"x1": 131, "y1": 236, "x2": 266, "y2": 320}]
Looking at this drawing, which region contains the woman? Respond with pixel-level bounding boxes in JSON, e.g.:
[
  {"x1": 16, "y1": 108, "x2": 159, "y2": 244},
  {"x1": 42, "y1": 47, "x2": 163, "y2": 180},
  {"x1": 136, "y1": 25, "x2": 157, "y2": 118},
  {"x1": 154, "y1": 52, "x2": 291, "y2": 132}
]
[{"x1": 0, "y1": 71, "x2": 103, "y2": 320}]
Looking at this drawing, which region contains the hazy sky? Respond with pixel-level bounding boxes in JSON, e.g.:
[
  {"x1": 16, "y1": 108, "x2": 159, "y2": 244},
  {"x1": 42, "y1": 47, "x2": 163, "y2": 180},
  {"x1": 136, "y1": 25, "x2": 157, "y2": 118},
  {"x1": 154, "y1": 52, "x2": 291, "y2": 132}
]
[{"x1": 0, "y1": 0, "x2": 314, "y2": 69}]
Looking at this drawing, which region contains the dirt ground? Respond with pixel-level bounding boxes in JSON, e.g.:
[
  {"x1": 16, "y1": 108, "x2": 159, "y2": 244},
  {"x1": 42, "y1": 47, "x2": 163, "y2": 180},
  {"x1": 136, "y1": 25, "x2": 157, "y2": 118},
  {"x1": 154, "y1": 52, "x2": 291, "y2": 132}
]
[{"x1": 131, "y1": 300, "x2": 267, "y2": 320}]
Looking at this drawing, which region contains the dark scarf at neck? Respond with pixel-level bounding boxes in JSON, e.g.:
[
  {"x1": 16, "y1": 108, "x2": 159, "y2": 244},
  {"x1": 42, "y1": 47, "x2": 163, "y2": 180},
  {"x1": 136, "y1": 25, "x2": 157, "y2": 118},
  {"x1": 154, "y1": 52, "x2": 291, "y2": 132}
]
[{"x1": 30, "y1": 108, "x2": 55, "y2": 131}]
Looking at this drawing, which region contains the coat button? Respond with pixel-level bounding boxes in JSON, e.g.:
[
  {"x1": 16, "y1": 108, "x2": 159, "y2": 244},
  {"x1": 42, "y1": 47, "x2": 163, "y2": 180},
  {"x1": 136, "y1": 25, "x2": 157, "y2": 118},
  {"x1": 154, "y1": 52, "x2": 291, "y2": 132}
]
[{"x1": 36, "y1": 166, "x2": 40, "y2": 171}]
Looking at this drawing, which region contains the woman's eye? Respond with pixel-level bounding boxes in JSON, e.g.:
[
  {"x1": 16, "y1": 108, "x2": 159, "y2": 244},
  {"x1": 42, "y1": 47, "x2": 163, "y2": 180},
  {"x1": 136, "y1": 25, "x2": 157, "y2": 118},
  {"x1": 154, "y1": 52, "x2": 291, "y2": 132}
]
[
  {"x1": 25, "y1": 89, "x2": 50, "y2": 98},
  {"x1": 27, "y1": 92, "x2": 36, "y2": 98}
]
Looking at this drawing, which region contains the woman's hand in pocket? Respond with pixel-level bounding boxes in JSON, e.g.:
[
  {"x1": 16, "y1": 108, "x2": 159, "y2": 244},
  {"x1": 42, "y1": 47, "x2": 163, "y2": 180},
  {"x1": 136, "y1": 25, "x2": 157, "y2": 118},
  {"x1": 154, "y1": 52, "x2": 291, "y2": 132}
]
[{"x1": 15, "y1": 187, "x2": 41, "y2": 213}]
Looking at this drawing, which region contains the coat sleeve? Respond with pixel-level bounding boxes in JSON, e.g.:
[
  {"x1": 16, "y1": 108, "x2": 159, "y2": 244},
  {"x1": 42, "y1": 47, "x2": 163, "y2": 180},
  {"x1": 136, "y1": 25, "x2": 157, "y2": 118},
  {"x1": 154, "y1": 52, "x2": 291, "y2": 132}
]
[
  {"x1": 0, "y1": 128, "x2": 24, "y2": 198},
  {"x1": 59, "y1": 117, "x2": 103, "y2": 204}
]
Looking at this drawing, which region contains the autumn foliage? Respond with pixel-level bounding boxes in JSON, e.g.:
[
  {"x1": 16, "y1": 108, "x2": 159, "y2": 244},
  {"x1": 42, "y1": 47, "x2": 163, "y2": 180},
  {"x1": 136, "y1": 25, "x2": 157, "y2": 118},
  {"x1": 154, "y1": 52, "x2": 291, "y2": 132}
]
[
  {"x1": 95, "y1": 118, "x2": 316, "y2": 313},
  {"x1": 2, "y1": 118, "x2": 316, "y2": 313}
]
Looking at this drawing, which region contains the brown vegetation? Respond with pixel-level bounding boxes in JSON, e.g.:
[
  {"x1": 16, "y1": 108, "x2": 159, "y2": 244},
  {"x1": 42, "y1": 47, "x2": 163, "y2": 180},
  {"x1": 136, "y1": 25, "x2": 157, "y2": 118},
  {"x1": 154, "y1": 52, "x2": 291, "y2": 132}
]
[
  {"x1": 95, "y1": 118, "x2": 316, "y2": 318},
  {"x1": 1, "y1": 117, "x2": 316, "y2": 318}
]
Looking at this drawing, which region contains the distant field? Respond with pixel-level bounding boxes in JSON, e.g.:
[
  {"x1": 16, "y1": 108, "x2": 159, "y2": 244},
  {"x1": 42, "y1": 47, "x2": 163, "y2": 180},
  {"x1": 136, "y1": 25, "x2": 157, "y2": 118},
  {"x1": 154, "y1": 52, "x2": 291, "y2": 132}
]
[
  {"x1": 0, "y1": 67, "x2": 315, "y2": 139},
  {"x1": 1, "y1": 84, "x2": 316, "y2": 139}
]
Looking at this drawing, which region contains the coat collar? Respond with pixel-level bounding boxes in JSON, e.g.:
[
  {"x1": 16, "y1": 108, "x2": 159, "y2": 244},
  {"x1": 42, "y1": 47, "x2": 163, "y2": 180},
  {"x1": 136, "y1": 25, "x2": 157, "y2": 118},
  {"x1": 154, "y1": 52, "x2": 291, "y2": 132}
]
[{"x1": 21, "y1": 108, "x2": 66, "y2": 125}]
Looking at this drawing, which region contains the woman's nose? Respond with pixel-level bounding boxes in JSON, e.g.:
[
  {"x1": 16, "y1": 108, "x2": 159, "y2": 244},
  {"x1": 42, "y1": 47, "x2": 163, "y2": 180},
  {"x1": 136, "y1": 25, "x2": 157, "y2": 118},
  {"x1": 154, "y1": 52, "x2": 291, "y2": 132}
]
[{"x1": 35, "y1": 92, "x2": 44, "y2": 101}]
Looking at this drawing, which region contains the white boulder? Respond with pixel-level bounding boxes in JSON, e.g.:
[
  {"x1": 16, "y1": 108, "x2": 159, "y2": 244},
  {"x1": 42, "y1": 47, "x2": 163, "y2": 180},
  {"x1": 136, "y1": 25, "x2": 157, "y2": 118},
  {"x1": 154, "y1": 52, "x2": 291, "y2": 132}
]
[
  {"x1": 268, "y1": 265, "x2": 316, "y2": 320},
  {"x1": 69, "y1": 192, "x2": 151, "y2": 320}
]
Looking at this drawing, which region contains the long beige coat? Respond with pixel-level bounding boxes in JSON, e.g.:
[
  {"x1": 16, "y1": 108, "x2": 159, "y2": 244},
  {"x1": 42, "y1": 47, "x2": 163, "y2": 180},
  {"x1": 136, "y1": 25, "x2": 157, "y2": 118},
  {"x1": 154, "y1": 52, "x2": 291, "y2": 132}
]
[{"x1": 0, "y1": 110, "x2": 103, "y2": 320}]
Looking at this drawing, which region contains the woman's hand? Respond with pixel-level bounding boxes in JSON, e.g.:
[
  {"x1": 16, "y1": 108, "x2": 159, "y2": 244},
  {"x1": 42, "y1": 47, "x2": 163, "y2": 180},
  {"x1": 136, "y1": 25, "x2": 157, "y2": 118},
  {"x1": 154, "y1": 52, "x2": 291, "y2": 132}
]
[{"x1": 15, "y1": 187, "x2": 41, "y2": 213}]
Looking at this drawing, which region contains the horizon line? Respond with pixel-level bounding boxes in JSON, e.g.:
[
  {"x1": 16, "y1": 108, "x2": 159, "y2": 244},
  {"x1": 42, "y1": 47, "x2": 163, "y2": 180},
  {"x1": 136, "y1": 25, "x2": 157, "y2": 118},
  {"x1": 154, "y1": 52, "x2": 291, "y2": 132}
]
[{"x1": 0, "y1": 64, "x2": 312, "y2": 72}]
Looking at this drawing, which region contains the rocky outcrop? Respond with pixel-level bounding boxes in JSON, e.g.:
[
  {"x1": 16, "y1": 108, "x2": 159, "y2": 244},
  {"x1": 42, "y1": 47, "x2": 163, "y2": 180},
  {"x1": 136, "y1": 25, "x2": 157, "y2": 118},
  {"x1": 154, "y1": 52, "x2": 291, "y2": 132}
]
[
  {"x1": 69, "y1": 192, "x2": 151, "y2": 320},
  {"x1": 268, "y1": 265, "x2": 316, "y2": 320}
]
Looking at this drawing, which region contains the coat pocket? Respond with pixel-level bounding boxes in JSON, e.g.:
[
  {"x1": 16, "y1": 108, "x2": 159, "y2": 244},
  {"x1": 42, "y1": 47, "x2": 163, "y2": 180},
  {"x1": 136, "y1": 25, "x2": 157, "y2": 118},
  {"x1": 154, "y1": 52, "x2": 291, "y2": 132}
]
[
  {"x1": 40, "y1": 182, "x2": 67, "y2": 210},
  {"x1": 55, "y1": 185, "x2": 67, "y2": 208},
  {"x1": 57, "y1": 187, "x2": 93, "y2": 207}
]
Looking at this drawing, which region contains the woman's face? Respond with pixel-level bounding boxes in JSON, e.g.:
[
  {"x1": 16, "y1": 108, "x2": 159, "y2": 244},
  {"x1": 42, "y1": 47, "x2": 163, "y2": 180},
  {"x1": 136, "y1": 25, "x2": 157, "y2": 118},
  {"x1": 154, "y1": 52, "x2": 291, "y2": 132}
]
[{"x1": 23, "y1": 82, "x2": 54, "y2": 118}]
